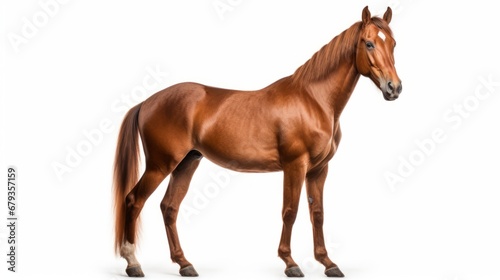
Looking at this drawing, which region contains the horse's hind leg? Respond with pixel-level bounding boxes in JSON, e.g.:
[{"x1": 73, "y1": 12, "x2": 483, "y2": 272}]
[
  {"x1": 160, "y1": 150, "x2": 203, "y2": 277},
  {"x1": 121, "y1": 163, "x2": 172, "y2": 277}
]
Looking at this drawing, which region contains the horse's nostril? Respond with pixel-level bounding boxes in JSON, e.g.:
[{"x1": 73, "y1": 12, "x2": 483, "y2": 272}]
[
  {"x1": 397, "y1": 83, "x2": 402, "y2": 94},
  {"x1": 387, "y1": 82, "x2": 394, "y2": 91}
]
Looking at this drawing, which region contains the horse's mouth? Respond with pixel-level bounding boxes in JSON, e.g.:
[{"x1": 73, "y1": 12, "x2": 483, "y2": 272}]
[{"x1": 383, "y1": 91, "x2": 399, "y2": 101}]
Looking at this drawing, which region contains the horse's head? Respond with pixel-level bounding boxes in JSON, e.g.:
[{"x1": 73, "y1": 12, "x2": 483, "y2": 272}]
[{"x1": 356, "y1": 6, "x2": 402, "y2": 101}]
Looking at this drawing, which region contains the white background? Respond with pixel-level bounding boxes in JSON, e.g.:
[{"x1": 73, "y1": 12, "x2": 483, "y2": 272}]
[{"x1": 1, "y1": 1, "x2": 500, "y2": 279}]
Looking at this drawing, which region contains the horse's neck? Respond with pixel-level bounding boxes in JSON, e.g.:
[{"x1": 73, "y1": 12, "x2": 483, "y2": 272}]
[{"x1": 307, "y1": 61, "x2": 360, "y2": 120}]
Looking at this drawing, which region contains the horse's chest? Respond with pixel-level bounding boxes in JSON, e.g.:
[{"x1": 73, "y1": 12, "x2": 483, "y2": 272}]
[
  {"x1": 308, "y1": 124, "x2": 341, "y2": 167},
  {"x1": 308, "y1": 134, "x2": 336, "y2": 166}
]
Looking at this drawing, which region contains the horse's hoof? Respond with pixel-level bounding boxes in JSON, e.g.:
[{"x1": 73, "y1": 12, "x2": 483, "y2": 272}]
[
  {"x1": 285, "y1": 266, "x2": 304, "y2": 277},
  {"x1": 126, "y1": 265, "x2": 145, "y2": 277},
  {"x1": 325, "y1": 266, "x2": 344, "y2": 277},
  {"x1": 179, "y1": 265, "x2": 199, "y2": 277}
]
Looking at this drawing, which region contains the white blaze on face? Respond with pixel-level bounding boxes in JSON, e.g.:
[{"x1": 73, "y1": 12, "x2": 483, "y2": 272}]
[{"x1": 378, "y1": 30, "x2": 386, "y2": 42}]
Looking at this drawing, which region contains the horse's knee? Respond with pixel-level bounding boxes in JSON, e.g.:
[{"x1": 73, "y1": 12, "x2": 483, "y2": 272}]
[
  {"x1": 160, "y1": 203, "x2": 178, "y2": 225},
  {"x1": 282, "y1": 207, "x2": 298, "y2": 225}
]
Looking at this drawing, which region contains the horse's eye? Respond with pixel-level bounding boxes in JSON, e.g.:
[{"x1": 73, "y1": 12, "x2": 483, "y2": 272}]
[{"x1": 366, "y1": 41, "x2": 375, "y2": 50}]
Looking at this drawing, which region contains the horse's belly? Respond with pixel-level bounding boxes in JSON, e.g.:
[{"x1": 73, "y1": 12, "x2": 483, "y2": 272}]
[
  {"x1": 195, "y1": 130, "x2": 282, "y2": 173},
  {"x1": 204, "y1": 152, "x2": 282, "y2": 173}
]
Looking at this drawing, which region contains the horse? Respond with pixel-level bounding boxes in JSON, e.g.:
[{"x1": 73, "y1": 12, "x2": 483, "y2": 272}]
[{"x1": 113, "y1": 6, "x2": 401, "y2": 278}]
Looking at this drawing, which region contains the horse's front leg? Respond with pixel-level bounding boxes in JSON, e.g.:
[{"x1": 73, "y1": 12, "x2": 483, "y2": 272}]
[
  {"x1": 305, "y1": 164, "x2": 344, "y2": 277},
  {"x1": 278, "y1": 158, "x2": 307, "y2": 277}
]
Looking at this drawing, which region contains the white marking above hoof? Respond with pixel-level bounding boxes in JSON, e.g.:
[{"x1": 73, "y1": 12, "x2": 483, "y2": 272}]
[{"x1": 120, "y1": 241, "x2": 141, "y2": 268}]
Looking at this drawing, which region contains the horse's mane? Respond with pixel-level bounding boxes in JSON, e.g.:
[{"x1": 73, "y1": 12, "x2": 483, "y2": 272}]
[{"x1": 291, "y1": 17, "x2": 392, "y2": 84}]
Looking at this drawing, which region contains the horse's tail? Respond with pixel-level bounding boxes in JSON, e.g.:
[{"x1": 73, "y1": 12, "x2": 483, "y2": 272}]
[{"x1": 113, "y1": 103, "x2": 142, "y2": 255}]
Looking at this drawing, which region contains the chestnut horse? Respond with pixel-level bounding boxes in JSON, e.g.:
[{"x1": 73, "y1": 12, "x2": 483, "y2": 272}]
[{"x1": 114, "y1": 6, "x2": 401, "y2": 278}]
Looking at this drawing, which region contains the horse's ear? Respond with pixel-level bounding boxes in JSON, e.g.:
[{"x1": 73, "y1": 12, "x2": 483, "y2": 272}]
[
  {"x1": 383, "y1": 7, "x2": 392, "y2": 24},
  {"x1": 362, "y1": 6, "x2": 371, "y2": 26}
]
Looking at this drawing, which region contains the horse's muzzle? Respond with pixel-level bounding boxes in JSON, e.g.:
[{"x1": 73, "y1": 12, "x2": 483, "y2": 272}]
[{"x1": 383, "y1": 81, "x2": 402, "y2": 101}]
